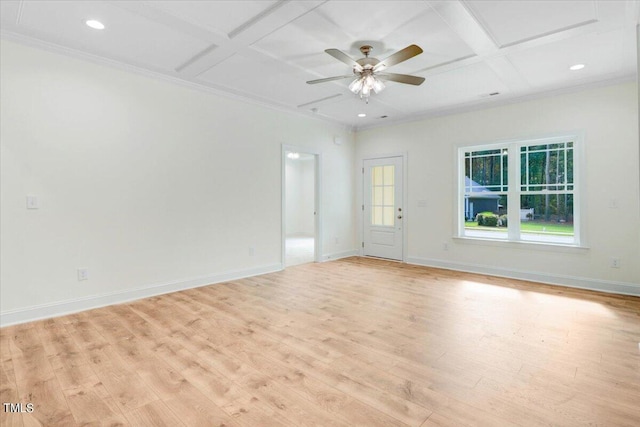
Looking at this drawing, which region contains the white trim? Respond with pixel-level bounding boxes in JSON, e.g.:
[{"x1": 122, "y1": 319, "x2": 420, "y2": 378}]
[
  {"x1": 452, "y1": 236, "x2": 589, "y2": 252},
  {"x1": 355, "y1": 75, "x2": 636, "y2": 132},
  {"x1": 406, "y1": 257, "x2": 640, "y2": 297},
  {"x1": 0, "y1": 263, "x2": 282, "y2": 327},
  {"x1": 322, "y1": 250, "x2": 359, "y2": 262}
]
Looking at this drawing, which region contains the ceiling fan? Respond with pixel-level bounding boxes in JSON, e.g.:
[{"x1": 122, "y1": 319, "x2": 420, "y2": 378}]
[{"x1": 307, "y1": 44, "x2": 426, "y2": 103}]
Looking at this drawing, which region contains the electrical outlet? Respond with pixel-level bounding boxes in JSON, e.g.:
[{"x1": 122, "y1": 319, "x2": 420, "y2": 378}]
[
  {"x1": 26, "y1": 195, "x2": 39, "y2": 209},
  {"x1": 249, "y1": 246, "x2": 255, "y2": 256},
  {"x1": 77, "y1": 268, "x2": 89, "y2": 281},
  {"x1": 610, "y1": 257, "x2": 620, "y2": 269},
  {"x1": 443, "y1": 242, "x2": 449, "y2": 251},
  {"x1": 335, "y1": 237, "x2": 339, "y2": 245}
]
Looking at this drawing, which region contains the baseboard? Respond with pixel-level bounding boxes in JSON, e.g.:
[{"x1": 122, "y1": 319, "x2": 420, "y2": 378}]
[
  {"x1": 322, "y1": 250, "x2": 359, "y2": 262},
  {"x1": 406, "y1": 257, "x2": 640, "y2": 297},
  {"x1": 0, "y1": 263, "x2": 283, "y2": 327}
]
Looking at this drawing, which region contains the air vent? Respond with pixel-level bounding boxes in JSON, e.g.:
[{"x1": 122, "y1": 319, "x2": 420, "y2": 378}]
[{"x1": 479, "y1": 92, "x2": 501, "y2": 98}]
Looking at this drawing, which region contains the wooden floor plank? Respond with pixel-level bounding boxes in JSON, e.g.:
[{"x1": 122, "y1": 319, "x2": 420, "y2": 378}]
[
  {"x1": 123, "y1": 401, "x2": 186, "y2": 427},
  {"x1": 1, "y1": 257, "x2": 639, "y2": 426}
]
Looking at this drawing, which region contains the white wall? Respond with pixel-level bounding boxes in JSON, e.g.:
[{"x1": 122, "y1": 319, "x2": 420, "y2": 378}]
[
  {"x1": 2, "y1": 39, "x2": 637, "y2": 327},
  {"x1": 356, "y1": 82, "x2": 640, "y2": 295},
  {"x1": 0, "y1": 40, "x2": 356, "y2": 324},
  {"x1": 285, "y1": 157, "x2": 315, "y2": 236}
]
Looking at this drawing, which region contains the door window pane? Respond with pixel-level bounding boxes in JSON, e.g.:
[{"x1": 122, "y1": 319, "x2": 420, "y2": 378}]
[
  {"x1": 373, "y1": 206, "x2": 383, "y2": 225},
  {"x1": 383, "y1": 165, "x2": 394, "y2": 185},
  {"x1": 371, "y1": 165, "x2": 395, "y2": 226},
  {"x1": 383, "y1": 186, "x2": 394, "y2": 207},
  {"x1": 383, "y1": 207, "x2": 394, "y2": 226},
  {"x1": 373, "y1": 187, "x2": 383, "y2": 206},
  {"x1": 373, "y1": 167, "x2": 383, "y2": 186}
]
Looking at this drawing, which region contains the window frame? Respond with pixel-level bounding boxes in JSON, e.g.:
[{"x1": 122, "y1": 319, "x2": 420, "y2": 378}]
[{"x1": 456, "y1": 133, "x2": 584, "y2": 247}]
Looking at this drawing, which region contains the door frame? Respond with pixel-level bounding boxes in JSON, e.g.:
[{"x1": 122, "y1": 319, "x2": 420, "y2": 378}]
[
  {"x1": 281, "y1": 144, "x2": 323, "y2": 267},
  {"x1": 359, "y1": 152, "x2": 408, "y2": 262}
]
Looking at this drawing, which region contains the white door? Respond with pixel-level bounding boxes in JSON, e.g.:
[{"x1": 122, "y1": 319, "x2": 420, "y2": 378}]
[{"x1": 363, "y1": 157, "x2": 403, "y2": 260}]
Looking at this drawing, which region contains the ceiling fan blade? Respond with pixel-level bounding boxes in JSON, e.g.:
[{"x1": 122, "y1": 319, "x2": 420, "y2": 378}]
[
  {"x1": 377, "y1": 73, "x2": 425, "y2": 86},
  {"x1": 325, "y1": 49, "x2": 363, "y2": 71},
  {"x1": 306, "y1": 75, "x2": 354, "y2": 85},
  {"x1": 373, "y1": 44, "x2": 423, "y2": 72}
]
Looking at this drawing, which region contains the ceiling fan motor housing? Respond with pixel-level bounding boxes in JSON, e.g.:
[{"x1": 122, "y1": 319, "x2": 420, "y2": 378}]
[
  {"x1": 356, "y1": 45, "x2": 379, "y2": 70},
  {"x1": 356, "y1": 57, "x2": 379, "y2": 70}
]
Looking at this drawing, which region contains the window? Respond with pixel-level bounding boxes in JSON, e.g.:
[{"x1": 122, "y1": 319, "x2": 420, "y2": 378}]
[
  {"x1": 459, "y1": 135, "x2": 580, "y2": 246},
  {"x1": 371, "y1": 165, "x2": 395, "y2": 226}
]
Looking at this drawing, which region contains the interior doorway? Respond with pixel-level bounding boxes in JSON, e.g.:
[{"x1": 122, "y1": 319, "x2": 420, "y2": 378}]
[{"x1": 283, "y1": 147, "x2": 321, "y2": 267}]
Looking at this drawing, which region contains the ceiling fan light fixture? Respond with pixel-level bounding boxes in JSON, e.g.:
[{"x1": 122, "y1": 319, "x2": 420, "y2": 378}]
[
  {"x1": 372, "y1": 77, "x2": 385, "y2": 94},
  {"x1": 350, "y1": 73, "x2": 385, "y2": 102},
  {"x1": 349, "y1": 77, "x2": 364, "y2": 94},
  {"x1": 310, "y1": 44, "x2": 423, "y2": 103}
]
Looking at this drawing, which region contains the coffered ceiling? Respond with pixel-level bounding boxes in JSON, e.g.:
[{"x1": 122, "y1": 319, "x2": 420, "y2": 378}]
[{"x1": 1, "y1": 1, "x2": 638, "y2": 130}]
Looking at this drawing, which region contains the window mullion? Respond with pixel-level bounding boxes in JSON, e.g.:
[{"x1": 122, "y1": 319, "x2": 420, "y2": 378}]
[{"x1": 507, "y1": 142, "x2": 520, "y2": 241}]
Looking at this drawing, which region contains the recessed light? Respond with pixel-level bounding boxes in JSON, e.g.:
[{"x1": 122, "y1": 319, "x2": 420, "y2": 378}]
[
  {"x1": 86, "y1": 20, "x2": 105, "y2": 30},
  {"x1": 569, "y1": 64, "x2": 585, "y2": 71},
  {"x1": 358, "y1": 113, "x2": 366, "y2": 118}
]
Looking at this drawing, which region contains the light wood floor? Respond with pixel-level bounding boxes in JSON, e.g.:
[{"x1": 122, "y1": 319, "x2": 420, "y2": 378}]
[{"x1": 1, "y1": 257, "x2": 639, "y2": 426}]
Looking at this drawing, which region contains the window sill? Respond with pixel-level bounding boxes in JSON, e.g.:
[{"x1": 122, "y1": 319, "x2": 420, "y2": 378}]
[{"x1": 453, "y1": 236, "x2": 589, "y2": 253}]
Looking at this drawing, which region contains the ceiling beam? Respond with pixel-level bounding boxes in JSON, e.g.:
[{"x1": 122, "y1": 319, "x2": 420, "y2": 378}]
[
  {"x1": 175, "y1": 0, "x2": 326, "y2": 77},
  {"x1": 418, "y1": 0, "x2": 611, "y2": 92}
]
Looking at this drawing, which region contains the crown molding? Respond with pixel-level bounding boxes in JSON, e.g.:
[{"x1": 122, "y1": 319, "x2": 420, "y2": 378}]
[
  {"x1": 0, "y1": 30, "x2": 634, "y2": 136},
  {"x1": 354, "y1": 74, "x2": 637, "y2": 133},
  {"x1": 0, "y1": 30, "x2": 353, "y2": 132}
]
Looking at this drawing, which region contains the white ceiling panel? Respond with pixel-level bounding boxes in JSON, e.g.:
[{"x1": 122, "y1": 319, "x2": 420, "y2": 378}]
[
  {"x1": 250, "y1": 9, "x2": 357, "y2": 79},
  {"x1": 0, "y1": 1, "x2": 20, "y2": 26},
  {"x1": 380, "y1": 61, "x2": 510, "y2": 111},
  {"x1": 379, "y1": 6, "x2": 476, "y2": 74},
  {"x1": 150, "y1": 0, "x2": 279, "y2": 36},
  {"x1": 0, "y1": 0, "x2": 636, "y2": 129},
  {"x1": 508, "y1": 28, "x2": 634, "y2": 88},
  {"x1": 464, "y1": 0, "x2": 597, "y2": 47},
  {"x1": 310, "y1": 1, "x2": 431, "y2": 43},
  {"x1": 312, "y1": 95, "x2": 404, "y2": 125},
  {"x1": 197, "y1": 52, "x2": 338, "y2": 107},
  {"x1": 13, "y1": 0, "x2": 210, "y2": 71}
]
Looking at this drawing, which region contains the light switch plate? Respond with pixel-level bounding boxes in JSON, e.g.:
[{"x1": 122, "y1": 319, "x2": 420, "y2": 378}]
[
  {"x1": 77, "y1": 268, "x2": 89, "y2": 281},
  {"x1": 26, "y1": 195, "x2": 39, "y2": 209}
]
